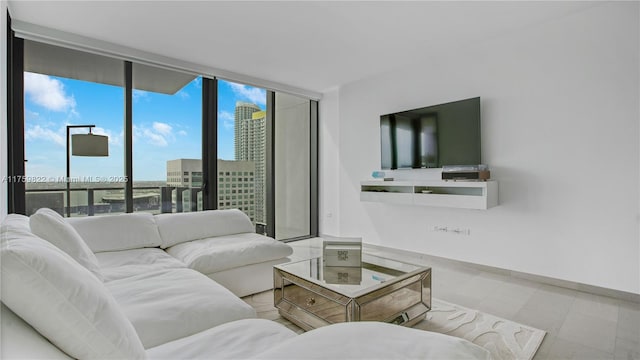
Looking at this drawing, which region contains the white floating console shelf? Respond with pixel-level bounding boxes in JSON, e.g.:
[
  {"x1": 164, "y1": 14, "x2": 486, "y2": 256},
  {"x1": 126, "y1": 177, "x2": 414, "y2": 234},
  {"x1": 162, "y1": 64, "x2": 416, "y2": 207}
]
[{"x1": 360, "y1": 180, "x2": 498, "y2": 210}]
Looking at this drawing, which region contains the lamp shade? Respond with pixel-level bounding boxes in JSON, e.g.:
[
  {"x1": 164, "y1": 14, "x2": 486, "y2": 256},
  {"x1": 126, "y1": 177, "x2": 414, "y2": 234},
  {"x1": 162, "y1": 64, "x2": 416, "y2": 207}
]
[{"x1": 71, "y1": 134, "x2": 109, "y2": 156}]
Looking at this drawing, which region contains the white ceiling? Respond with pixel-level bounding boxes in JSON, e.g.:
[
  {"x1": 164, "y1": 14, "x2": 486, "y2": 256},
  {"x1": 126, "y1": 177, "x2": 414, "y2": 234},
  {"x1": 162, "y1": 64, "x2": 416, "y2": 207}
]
[{"x1": 8, "y1": 1, "x2": 599, "y2": 95}]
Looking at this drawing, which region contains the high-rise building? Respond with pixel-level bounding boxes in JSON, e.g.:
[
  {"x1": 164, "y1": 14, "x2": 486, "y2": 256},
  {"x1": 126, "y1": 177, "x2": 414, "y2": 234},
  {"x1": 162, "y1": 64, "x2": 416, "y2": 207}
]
[
  {"x1": 166, "y1": 159, "x2": 203, "y2": 188},
  {"x1": 234, "y1": 102, "x2": 266, "y2": 224},
  {"x1": 166, "y1": 159, "x2": 203, "y2": 211},
  {"x1": 165, "y1": 159, "x2": 256, "y2": 220},
  {"x1": 217, "y1": 160, "x2": 256, "y2": 222},
  {"x1": 234, "y1": 101, "x2": 262, "y2": 159}
]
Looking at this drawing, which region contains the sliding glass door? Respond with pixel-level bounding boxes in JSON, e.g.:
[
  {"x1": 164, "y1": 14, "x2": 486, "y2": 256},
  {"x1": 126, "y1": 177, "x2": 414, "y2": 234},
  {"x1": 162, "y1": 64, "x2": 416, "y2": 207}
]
[{"x1": 274, "y1": 93, "x2": 311, "y2": 240}]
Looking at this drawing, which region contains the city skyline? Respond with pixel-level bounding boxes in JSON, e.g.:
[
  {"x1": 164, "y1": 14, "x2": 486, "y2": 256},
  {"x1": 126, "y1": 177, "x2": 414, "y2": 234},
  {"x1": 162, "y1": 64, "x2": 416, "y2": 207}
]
[{"x1": 24, "y1": 73, "x2": 266, "y2": 181}]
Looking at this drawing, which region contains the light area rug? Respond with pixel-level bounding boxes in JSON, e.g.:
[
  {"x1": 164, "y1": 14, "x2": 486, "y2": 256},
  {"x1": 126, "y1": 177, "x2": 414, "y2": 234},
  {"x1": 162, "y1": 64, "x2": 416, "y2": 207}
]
[
  {"x1": 415, "y1": 299, "x2": 545, "y2": 360},
  {"x1": 243, "y1": 291, "x2": 545, "y2": 360}
]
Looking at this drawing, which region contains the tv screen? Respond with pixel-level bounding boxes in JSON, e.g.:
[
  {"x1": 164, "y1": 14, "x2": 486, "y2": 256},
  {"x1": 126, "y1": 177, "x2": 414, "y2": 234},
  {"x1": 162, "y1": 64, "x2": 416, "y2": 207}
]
[{"x1": 380, "y1": 97, "x2": 481, "y2": 169}]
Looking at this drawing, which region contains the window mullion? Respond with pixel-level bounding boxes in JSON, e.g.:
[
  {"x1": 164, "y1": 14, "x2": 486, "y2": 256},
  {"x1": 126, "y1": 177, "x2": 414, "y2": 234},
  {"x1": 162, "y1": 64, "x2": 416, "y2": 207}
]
[{"x1": 124, "y1": 61, "x2": 133, "y2": 213}]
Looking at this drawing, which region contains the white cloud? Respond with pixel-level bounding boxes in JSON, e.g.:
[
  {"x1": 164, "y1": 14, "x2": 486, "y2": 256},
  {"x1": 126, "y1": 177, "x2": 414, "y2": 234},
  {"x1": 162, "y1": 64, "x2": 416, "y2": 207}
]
[
  {"x1": 218, "y1": 111, "x2": 233, "y2": 121},
  {"x1": 219, "y1": 111, "x2": 234, "y2": 130},
  {"x1": 90, "y1": 127, "x2": 109, "y2": 137},
  {"x1": 134, "y1": 122, "x2": 174, "y2": 147},
  {"x1": 25, "y1": 125, "x2": 65, "y2": 147},
  {"x1": 143, "y1": 129, "x2": 168, "y2": 146},
  {"x1": 193, "y1": 77, "x2": 202, "y2": 89},
  {"x1": 176, "y1": 89, "x2": 190, "y2": 99},
  {"x1": 25, "y1": 109, "x2": 40, "y2": 121},
  {"x1": 178, "y1": 130, "x2": 188, "y2": 136},
  {"x1": 133, "y1": 89, "x2": 150, "y2": 102},
  {"x1": 152, "y1": 122, "x2": 172, "y2": 136},
  {"x1": 24, "y1": 73, "x2": 76, "y2": 112},
  {"x1": 229, "y1": 83, "x2": 266, "y2": 106}
]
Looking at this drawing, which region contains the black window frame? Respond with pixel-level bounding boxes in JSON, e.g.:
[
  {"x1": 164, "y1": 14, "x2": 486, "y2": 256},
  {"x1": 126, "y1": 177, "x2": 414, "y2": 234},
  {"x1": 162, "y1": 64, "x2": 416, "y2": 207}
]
[{"x1": 6, "y1": 25, "x2": 318, "y2": 240}]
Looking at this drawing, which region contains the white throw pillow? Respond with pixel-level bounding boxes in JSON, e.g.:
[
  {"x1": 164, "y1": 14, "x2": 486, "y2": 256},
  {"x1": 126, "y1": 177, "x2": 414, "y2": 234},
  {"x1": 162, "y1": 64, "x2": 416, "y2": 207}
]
[
  {"x1": 67, "y1": 212, "x2": 162, "y2": 252},
  {"x1": 0, "y1": 233, "x2": 147, "y2": 360},
  {"x1": 30, "y1": 208, "x2": 103, "y2": 281}
]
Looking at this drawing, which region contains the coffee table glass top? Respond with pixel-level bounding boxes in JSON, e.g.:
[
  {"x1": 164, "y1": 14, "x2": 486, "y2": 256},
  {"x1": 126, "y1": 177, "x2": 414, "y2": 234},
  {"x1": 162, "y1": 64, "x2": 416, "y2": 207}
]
[{"x1": 275, "y1": 253, "x2": 425, "y2": 298}]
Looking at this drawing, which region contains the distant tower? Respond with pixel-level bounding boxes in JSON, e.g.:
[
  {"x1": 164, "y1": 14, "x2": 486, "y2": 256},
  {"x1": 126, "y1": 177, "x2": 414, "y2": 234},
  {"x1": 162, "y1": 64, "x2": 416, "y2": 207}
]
[
  {"x1": 234, "y1": 101, "x2": 262, "y2": 160},
  {"x1": 234, "y1": 102, "x2": 266, "y2": 224}
]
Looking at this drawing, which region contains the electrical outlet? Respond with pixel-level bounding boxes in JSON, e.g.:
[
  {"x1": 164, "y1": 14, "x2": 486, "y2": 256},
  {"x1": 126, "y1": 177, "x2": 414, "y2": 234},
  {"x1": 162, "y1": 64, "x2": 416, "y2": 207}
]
[
  {"x1": 432, "y1": 226, "x2": 470, "y2": 236},
  {"x1": 452, "y1": 228, "x2": 471, "y2": 236},
  {"x1": 433, "y1": 225, "x2": 448, "y2": 232}
]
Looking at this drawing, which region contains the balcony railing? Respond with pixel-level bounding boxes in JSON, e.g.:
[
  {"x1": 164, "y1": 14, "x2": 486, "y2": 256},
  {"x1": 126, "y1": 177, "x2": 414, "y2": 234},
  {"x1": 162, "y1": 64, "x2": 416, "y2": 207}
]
[{"x1": 25, "y1": 186, "x2": 203, "y2": 217}]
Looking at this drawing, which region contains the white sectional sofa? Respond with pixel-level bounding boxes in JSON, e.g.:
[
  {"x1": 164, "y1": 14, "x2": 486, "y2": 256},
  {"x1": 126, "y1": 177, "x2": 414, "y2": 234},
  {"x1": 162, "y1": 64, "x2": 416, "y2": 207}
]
[
  {"x1": 0, "y1": 209, "x2": 490, "y2": 359},
  {"x1": 66, "y1": 209, "x2": 293, "y2": 297}
]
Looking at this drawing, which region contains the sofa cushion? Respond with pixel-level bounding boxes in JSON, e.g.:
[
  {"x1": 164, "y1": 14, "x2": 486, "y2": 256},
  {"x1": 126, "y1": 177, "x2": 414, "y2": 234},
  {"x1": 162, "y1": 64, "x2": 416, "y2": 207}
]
[
  {"x1": 253, "y1": 322, "x2": 491, "y2": 360},
  {"x1": 67, "y1": 212, "x2": 162, "y2": 252},
  {"x1": 106, "y1": 268, "x2": 257, "y2": 349},
  {"x1": 30, "y1": 208, "x2": 103, "y2": 281},
  {"x1": 1, "y1": 304, "x2": 73, "y2": 359},
  {"x1": 0, "y1": 231, "x2": 146, "y2": 360},
  {"x1": 207, "y1": 258, "x2": 288, "y2": 297},
  {"x1": 155, "y1": 209, "x2": 255, "y2": 248},
  {"x1": 0, "y1": 214, "x2": 30, "y2": 235},
  {"x1": 146, "y1": 319, "x2": 297, "y2": 360},
  {"x1": 96, "y1": 248, "x2": 187, "y2": 282},
  {"x1": 166, "y1": 232, "x2": 293, "y2": 274}
]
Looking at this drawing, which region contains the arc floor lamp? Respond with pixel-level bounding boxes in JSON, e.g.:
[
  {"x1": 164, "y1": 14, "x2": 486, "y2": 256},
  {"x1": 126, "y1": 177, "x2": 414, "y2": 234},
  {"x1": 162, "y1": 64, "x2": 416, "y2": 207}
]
[{"x1": 66, "y1": 125, "x2": 109, "y2": 217}]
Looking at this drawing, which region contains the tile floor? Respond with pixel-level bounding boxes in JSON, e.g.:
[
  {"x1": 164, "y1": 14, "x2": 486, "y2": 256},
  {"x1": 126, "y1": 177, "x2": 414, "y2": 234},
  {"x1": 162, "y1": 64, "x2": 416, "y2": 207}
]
[{"x1": 287, "y1": 238, "x2": 640, "y2": 360}]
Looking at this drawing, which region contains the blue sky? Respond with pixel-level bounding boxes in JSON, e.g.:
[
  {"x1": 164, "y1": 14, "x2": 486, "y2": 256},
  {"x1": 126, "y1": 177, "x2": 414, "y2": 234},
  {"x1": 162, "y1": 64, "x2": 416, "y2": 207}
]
[{"x1": 24, "y1": 74, "x2": 266, "y2": 181}]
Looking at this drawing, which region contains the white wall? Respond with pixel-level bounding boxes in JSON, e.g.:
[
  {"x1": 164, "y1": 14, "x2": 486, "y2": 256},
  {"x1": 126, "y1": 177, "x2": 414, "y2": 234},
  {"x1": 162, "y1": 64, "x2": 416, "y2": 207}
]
[
  {"x1": 323, "y1": 2, "x2": 640, "y2": 294},
  {"x1": 319, "y1": 88, "x2": 340, "y2": 236},
  {"x1": 1, "y1": 0, "x2": 8, "y2": 221}
]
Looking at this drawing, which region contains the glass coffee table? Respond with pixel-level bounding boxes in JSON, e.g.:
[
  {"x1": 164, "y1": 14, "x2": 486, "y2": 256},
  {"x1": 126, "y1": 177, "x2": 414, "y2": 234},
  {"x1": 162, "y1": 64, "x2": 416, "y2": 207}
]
[{"x1": 273, "y1": 253, "x2": 431, "y2": 331}]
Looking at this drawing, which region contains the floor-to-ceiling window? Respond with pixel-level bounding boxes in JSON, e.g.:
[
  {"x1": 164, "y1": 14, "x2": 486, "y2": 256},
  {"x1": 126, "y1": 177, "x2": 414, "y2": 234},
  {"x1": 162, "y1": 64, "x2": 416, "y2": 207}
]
[
  {"x1": 10, "y1": 33, "x2": 318, "y2": 240},
  {"x1": 132, "y1": 63, "x2": 202, "y2": 214},
  {"x1": 217, "y1": 79, "x2": 267, "y2": 232},
  {"x1": 22, "y1": 40, "x2": 125, "y2": 216}
]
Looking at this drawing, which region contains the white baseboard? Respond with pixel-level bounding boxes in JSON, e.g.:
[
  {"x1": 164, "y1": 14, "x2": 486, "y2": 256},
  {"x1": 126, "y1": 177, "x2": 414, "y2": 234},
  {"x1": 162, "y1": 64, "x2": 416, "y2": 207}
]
[{"x1": 364, "y1": 243, "x2": 640, "y2": 304}]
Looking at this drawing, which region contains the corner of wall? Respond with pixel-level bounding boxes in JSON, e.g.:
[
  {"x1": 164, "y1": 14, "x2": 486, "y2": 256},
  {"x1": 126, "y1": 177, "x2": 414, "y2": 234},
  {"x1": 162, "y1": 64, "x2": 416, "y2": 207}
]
[{"x1": 318, "y1": 87, "x2": 340, "y2": 237}]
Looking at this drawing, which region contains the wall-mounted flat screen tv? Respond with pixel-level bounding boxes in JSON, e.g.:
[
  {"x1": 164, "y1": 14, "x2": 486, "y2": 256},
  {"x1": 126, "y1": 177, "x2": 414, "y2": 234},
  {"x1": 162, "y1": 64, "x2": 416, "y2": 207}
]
[{"x1": 380, "y1": 97, "x2": 481, "y2": 169}]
